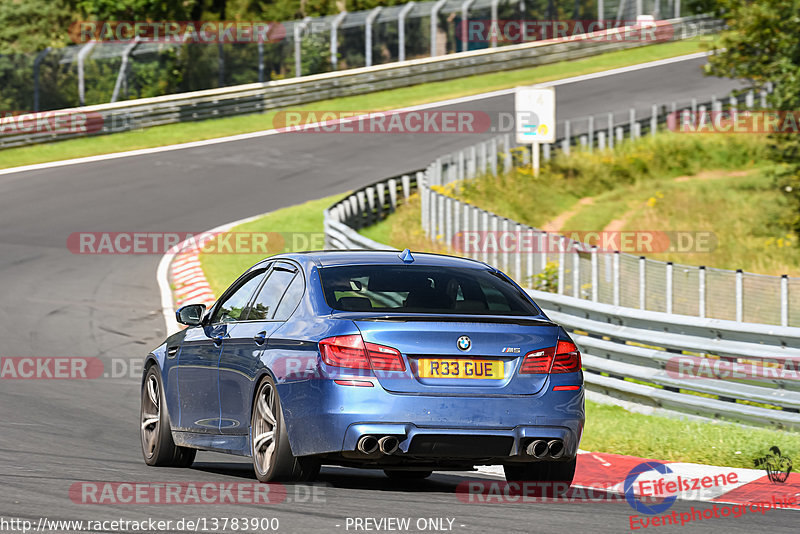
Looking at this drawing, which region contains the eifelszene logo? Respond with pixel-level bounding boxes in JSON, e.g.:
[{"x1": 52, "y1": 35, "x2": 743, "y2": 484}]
[{"x1": 754, "y1": 446, "x2": 793, "y2": 484}]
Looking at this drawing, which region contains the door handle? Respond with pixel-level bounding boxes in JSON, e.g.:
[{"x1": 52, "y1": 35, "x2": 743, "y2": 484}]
[{"x1": 253, "y1": 331, "x2": 267, "y2": 346}]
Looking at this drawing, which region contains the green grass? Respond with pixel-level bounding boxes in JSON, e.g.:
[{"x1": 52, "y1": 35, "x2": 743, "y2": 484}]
[
  {"x1": 0, "y1": 39, "x2": 707, "y2": 170},
  {"x1": 583, "y1": 399, "x2": 800, "y2": 468},
  {"x1": 199, "y1": 193, "x2": 345, "y2": 295}
]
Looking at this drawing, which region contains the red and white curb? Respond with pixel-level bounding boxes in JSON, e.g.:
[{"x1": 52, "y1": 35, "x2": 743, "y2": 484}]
[
  {"x1": 477, "y1": 450, "x2": 800, "y2": 508},
  {"x1": 171, "y1": 251, "x2": 215, "y2": 309}
]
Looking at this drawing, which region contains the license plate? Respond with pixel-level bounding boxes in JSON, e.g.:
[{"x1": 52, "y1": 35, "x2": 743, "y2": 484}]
[{"x1": 418, "y1": 358, "x2": 504, "y2": 379}]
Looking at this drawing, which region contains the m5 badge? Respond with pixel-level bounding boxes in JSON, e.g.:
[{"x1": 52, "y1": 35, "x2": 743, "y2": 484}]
[{"x1": 501, "y1": 347, "x2": 521, "y2": 353}]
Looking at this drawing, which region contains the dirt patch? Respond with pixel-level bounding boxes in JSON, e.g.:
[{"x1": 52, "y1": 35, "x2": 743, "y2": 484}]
[
  {"x1": 541, "y1": 197, "x2": 594, "y2": 232},
  {"x1": 673, "y1": 169, "x2": 752, "y2": 182}
]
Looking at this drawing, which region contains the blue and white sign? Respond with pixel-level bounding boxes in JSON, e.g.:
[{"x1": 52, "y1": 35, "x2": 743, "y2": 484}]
[{"x1": 515, "y1": 87, "x2": 556, "y2": 144}]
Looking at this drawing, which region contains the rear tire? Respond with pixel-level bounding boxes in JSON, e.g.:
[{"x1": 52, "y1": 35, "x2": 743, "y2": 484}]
[
  {"x1": 384, "y1": 470, "x2": 433, "y2": 480},
  {"x1": 251, "y1": 375, "x2": 320, "y2": 482},
  {"x1": 140, "y1": 365, "x2": 196, "y2": 467},
  {"x1": 503, "y1": 459, "x2": 576, "y2": 496}
]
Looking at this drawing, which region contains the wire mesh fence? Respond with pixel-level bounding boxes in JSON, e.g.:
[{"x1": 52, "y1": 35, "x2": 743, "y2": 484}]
[{"x1": 1, "y1": 0, "x2": 678, "y2": 111}]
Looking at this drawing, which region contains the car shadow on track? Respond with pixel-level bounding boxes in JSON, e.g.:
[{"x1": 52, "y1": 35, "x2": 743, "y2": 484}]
[{"x1": 190, "y1": 461, "x2": 487, "y2": 493}]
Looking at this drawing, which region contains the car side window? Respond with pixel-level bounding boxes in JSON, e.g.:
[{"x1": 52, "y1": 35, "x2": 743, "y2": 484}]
[
  {"x1": 246, "y1": 266, "x2": 297, "y2": 320},
  {"x1": 273, "y1": 273, "x2": 304, "y2": 321},
  {"x1": 211, "y1": 271, "x2": 266, "y2": 323}
]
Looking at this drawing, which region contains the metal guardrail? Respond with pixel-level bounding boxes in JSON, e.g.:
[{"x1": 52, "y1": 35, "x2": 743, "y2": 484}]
[
  {"x1": 0, "y1": 16, "x2": 715, "y2": 150},
  {"x1": 322, "y1": 80, "x2": 800, "y2": 429}
]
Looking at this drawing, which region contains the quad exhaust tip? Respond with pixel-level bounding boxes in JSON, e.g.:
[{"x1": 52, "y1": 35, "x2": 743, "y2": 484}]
[
  {"x1": 526, "y1": 439, "x2": 565, "y2": 459},
  {"x1": 547, "y1": 439, "x2": 565, "y2": 459},
  {"x1": 379, "y1": 436, "x2": 399, "y2": 455},
  {"x1": 526, "y1": 439, "x2": 549, "y2": 459},
  {"x1": 357, "y1": 435, "x2": 379, "y2": 455}
]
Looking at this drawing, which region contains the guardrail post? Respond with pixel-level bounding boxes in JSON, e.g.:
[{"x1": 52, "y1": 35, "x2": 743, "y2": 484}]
[
  {"x1": 490, "y1": 138, "x2": 498, "y2": 176},
  {"x1": 591, "y1": 246, "x2": 599, "y2": 302},
  {"x1": 401, "y1": 174, "x2": 411, "y2": 199},
  {"x1": 111, "y1": 37, "x2": 140, "y2": 103},
  {"x1": 491, "y1": 215, "x2": 500, "y2": 267},
  {"x1": 398, "y1": 3, "x2": 415, "y2": 62},
  {"x1": 674, "y1": 0, "x2": 681, "y2": 18},
  {"x1": 479, "y1": 141, "x2": 487, "y2": 173},
  {"x1": 639, "y1": 256, "x2": 646, "y2": 310},
  {"x1": 458, "y1": 150, "x2": 465, "y2": 181},
  {"x1": 736, "y1": 269, "x2": 743, "y2": 322},
  {"x1": 543, "y1": 143, "x2": 551, "y2": 161},
  {"x1": 782, "y1": 274, "x2": 789, "y2": 327},
  {"x1": 388, "y1": 178, "x2": 398, "y2": 211},
  {"x1": 613, "y1": 251, "x2": 620, "y2": 306},
  {"x1": 481, "y1": 211, "x2": 489, "y2": 263},
  {"x1": 490, "y1": 0, "x2": 500, "y2": 48},
  {"x1": 294, "y1": 18, "x2": 311, "y2": 77},
  {"x1": 746, "y1": 90, "x2": 754, "y2": 109},
  {"x1": 760, "y1": 90, "x2": 768, "y2": 108},
  {"x1": 502, "y1": 218, "x2": 510, "y2": 271},
  {"x1": 431, "y1": 0, "x2": 448, "y2": 56},
  {"x1": 331, "y1": 11, "x2": 347, "y2": 70},
  {"x1": 598, "y1": 0, "x2": 605, "y2": 20},
  {"x1": 258, "y1": 40, "x2": 265, "y2": 82},
  {"x1": 77, "y1": 41, "x2": 97, "y2": 106},
  {"x1": 33, "y1": 47, "x2": 51, "y2": 112},
  {"x1": 461, "y1": 201, "x2": 470, "y2": 251},
  {"x1": 633, "y1": 122, "x2": 641, "y2": 139},
  {"x1": 526, "y1": 228, "x2": 534, "y2": 287},
  {"x1": 691, "y1": 98, "x2": 697, "y2": 116},
  {"x1": 573, "y1": 244, "x2": 580, "y2": 298},
  {"x1": 598, "y1": 131, "x2": 606, "y2": 150},
  {"x1": 562, "y1": 120, "x2": 571, "y2": 154},
  {"x1": 616, "y1": 126, "x2": 623, "y2": 144},
  {"x1": 666, "y1": 261, "x2": 673, "y2": 314},
  {"x1": 607, "y1": 112, "x2": 614, "y2": 149},
  {"x1": 588, "y1": 116, "x2": 594, "y2": 151},
  {"x1": 579, "y1": 135, "x2": 588, "y2": 148},
  {"x1": 636, "y1": 0, "x2": 643, "y2": 17},
  {"x1": 514, "y1": 223, "x2": 522, "y2": 282},
  {"x1": 437, "y1": 194, "x2": 445, "y2": 239},
  {"x1": 541, "y1": 233, "x2": 548, "y2": 273},
  {"x1": 698, "y1": 265, "x2": 706, "y2": 318},
  {"x1": 557, "y1": 237, "x2": 566, "y2": 295},
  {"x1": 445, "y1": 197, "x2": 453, "y2": 247},
  {"x1": 650, "y1": 104, "x2": 658, "y2": 137},
  {"x1": 503, "y1": 134, "x2": 512, "y2": 172},
  {"x1": 729, "y1": 96, "x2": 737, "y2": 114},
  {"x1": 365, "y1": 7, "x2": 383, "y2": 68},
  {"x1": 460, "y1": 0, "x2": 477, "y2": 52},
  {"x1": 473, "y1": 207, "x2": 480, "y2": 260},
  {"x1": 629, "y1": 108, "x2": 636, "y2": 140},
  {"x1": 468, "y1": 146, "x2": 477, "y2": 178}
]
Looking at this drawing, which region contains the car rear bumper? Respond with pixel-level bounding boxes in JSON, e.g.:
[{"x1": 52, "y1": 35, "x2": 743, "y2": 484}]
[{"x1": 277, "y1": 375, "x2": 585, "y2": 458}]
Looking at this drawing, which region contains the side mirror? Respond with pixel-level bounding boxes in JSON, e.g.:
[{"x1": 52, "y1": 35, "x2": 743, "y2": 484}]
[{"x1": 176, "y1": 304, "x2": 206, "y2": 326}]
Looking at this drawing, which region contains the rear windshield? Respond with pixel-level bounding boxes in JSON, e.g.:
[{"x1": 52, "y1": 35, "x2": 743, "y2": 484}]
[{"x1": 319, "y1": 264, "x2": 540, "y2": 315}]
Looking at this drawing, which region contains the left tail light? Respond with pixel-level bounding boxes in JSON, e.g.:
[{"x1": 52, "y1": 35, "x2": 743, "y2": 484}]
[
  {"x1": 319, "y1": 335, "x2": 405, "y2": 372},
  {"x1": 520, "y1": 340, "x2": 581, "y2": 374}
]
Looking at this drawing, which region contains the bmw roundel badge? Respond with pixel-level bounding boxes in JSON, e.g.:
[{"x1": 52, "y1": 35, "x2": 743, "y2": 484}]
[{"x1": 457, "y1": 336, "x2": 471, "y2": 351}]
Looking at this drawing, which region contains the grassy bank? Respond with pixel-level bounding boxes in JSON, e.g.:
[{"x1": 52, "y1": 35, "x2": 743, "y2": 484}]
[
  {"x1": 365, "y1": 133, "x2": 800, "y2": 276},
  {"x1": 0, "y1": 39, "x2": 706, "y2": 170}
]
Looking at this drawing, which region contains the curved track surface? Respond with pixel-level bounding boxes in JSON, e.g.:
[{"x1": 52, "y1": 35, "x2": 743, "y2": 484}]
[{"x1": 2, "y1": 56, "x2": 792, "y2": 532}]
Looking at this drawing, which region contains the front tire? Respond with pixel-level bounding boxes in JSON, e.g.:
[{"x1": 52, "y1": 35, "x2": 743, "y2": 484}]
[
  {"x1": 140, "y1": 365, "x2": 196, "y2": 467},
  {"x1": 251, "y1": 375, "x2": 320, "y2": 482}
]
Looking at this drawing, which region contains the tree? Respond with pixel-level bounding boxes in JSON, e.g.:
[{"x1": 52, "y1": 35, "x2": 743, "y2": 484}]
[{"x1": 705, "y1": 0, "x2": 800, "y2": 233}]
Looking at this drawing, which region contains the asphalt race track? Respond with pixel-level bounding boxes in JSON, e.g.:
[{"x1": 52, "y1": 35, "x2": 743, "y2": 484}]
[{"x1": 2, "y1": 55, "x2": 793, "y2": 533}]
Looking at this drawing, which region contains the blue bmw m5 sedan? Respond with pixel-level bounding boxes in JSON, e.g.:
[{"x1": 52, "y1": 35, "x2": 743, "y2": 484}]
[{"x1": 141, "y1": 250, "x2": 584, "y2": 484}]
